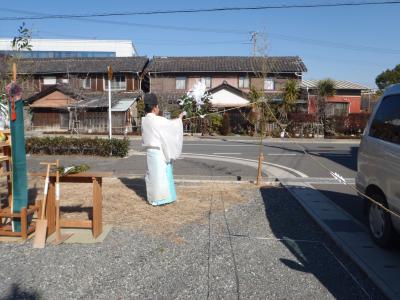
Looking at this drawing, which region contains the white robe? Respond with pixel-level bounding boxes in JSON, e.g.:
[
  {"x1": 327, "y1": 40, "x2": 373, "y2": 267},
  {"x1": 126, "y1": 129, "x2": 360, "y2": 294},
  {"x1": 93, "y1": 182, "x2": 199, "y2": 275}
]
[{"x1": 141, "y1": 113, "x2": 183, "y2": 205}]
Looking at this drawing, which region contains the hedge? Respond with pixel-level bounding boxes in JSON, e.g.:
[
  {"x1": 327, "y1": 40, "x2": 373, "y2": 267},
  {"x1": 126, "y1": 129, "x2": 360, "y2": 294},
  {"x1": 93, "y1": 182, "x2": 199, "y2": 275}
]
[
  {"x1": 25, "y1": 137, "x2": 129, "y2": 157},
  {"x1": 328, "y1": 113, "x2": 370, "y2": 136}
]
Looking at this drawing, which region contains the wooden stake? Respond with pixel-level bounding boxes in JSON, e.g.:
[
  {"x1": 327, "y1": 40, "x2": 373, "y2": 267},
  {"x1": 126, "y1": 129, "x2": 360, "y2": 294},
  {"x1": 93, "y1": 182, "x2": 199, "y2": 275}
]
[
  {"x1": 53, "y1": 159, "x2": 73, "y2": 245},
  {"x1": 33, "y1": 163, "x2": 52, "y2": 248}
]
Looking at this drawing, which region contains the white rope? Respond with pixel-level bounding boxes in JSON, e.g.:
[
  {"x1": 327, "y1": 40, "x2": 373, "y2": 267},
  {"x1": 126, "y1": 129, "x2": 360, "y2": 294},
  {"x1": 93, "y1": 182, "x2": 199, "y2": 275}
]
[{"x1": 259, "y1": 98, "x2": 400, "y2": 220}]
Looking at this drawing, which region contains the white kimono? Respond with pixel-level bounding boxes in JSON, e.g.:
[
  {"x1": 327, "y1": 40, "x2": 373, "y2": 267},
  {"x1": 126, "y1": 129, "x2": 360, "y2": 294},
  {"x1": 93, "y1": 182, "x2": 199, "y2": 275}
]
[{"x1": 141, "y1": 113, "x2": 183, "y2": 205}]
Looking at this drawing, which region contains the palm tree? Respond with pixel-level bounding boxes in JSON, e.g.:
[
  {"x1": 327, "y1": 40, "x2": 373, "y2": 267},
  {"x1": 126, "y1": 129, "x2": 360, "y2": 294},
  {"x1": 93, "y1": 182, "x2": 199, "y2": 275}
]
[
  {"x1": 316, "y1": 79, "x2": 336, "y2": 135},
  {"x1": 282, "y1": 79, "x2": 300, "y2": 114}
]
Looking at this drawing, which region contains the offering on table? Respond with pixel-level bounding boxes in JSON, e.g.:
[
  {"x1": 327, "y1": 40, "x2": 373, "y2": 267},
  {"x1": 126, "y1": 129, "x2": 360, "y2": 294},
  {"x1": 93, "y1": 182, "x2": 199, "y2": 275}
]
[{"x1": 57, "y1": 164, "x2": 90, "y2": 175}]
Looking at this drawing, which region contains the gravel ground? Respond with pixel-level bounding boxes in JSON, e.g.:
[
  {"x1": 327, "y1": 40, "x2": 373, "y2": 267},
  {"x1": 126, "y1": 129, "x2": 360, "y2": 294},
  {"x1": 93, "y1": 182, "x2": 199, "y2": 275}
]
[{"x1": 0, "y1": 183, "x2": 386, "y2": 299}]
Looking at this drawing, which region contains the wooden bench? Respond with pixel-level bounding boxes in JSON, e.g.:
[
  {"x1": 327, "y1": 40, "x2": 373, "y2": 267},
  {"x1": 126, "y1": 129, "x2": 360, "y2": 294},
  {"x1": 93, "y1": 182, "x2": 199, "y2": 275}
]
[{"x1": 31, "y1": 172, "x2": 112, "y2": 238}]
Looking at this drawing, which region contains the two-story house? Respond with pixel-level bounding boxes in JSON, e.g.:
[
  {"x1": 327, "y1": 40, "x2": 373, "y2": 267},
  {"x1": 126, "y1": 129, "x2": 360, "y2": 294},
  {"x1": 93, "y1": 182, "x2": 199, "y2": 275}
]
[
  {"x1": 15, "y1": 56, "x2": 148, "y2": 97},
  {"x1": 145, "y1": 56, "x2": 307, "y2": 112},
  {"x1": 12, "y1": 56, "x2": 149, "y2": 132}
]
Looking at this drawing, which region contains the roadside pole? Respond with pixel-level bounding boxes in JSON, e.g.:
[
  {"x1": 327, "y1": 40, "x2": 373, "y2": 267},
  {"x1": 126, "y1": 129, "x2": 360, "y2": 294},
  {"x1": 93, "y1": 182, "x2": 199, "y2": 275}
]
[{"x1": 107, "y1": 65, "x2": 113, "y2": 139}]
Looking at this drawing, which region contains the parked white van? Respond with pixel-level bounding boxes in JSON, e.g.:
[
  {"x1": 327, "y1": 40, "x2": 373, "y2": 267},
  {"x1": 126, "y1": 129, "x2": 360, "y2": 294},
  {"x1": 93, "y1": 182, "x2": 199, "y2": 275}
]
[{"x1": 356, "y1": 84, "x2": 400, "y2": 247}]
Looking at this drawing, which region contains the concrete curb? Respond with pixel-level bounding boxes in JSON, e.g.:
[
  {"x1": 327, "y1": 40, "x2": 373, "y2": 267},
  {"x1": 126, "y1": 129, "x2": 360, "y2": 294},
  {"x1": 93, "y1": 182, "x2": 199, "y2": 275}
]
[
  {"x1": 108, "y1": 175, "x2": 279, "y2": 185},
  {"x1": 281, "y1": 180, "x2": 400, "y2": 300}
]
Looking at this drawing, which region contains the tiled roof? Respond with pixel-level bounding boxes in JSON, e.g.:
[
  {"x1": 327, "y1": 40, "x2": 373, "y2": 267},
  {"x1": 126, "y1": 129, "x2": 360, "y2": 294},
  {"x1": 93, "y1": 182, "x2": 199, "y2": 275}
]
[
  {"x1": 26, "y1": 84, "x2": 141, "y2": 109},
  {"x1": 146, "y1": 56, "x2": 307, "y2": 73},
  {"x1": 301, "y1": 80, "x2": 370, "y2": 90},
  {"x1": 78, "y1": 91, "x2": 141, "y2": 108},
  {"x1": 26, "y1": 84, "x2": 84, "y2": 104},
  {"x1": 111, "y1": 99, "x2": 136, "y2": 112},
  {"x1": 12, "y1": 57, "x2": 149, "y2": 75}
]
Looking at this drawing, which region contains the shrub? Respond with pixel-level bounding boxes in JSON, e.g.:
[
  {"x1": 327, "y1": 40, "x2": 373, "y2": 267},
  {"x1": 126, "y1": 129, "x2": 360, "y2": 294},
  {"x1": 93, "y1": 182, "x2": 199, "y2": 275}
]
[
  {"x1": 171, "y1": 108, "x2": 183, "y2": 119},
  {"x1": 26, "y1": 137, "x2": 129, "y2": 157},
  {"x1": 329, "y1": 113, "x2": 370, "y2": 136},
  {"x1": 208, "y1": 114, "x2": 223, "y2": 133},
  {"x1": 288, "y1": 112, "x2": 317, "y2": 123}
]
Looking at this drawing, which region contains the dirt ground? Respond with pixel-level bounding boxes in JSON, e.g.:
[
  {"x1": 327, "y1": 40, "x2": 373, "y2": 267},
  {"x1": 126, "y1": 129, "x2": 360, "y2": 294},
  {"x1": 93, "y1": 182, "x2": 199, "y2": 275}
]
[{"x1": 27, "y1": 177, "x2": 258, "y2": 242}]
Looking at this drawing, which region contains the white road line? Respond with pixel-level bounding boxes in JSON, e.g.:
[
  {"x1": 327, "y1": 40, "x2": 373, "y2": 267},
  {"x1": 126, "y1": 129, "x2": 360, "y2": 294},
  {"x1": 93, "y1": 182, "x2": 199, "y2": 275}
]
[
  {"x1": 182, "y1": 152, "x2": 309, "y2": 178},
  {"x1": 213, "y1": 153, "x2": 242, "y2": 155},
  {"x1": 265, "y1": 153, "x2": 298, "y2": 156},
  {"x1": 184, "y1": 144, "x2": 255, "y2": 147}
]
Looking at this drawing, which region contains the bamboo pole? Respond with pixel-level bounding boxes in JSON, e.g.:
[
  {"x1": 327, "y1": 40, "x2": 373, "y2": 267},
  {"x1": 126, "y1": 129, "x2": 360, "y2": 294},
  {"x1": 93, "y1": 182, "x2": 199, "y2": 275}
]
[
  {"x1": 256, "y1": 102, "x2": 265, "y2": 186},
  {"x1": 256, "y1": 152, "x2": 264, "y2": 186},
  {"x1": 12, "y1": 63, "x2": 17, "y2": 81}
]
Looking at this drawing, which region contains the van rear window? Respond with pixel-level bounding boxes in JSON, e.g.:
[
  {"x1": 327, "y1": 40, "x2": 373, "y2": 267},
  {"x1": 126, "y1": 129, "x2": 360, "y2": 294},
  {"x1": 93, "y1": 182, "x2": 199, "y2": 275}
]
[{"x1": 370, "y1": 94, "x2": 400, "y2": 145}]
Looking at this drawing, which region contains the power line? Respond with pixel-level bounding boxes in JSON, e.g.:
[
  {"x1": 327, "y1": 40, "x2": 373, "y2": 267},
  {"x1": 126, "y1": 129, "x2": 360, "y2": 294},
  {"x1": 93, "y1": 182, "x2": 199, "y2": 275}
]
[
  {"x1": 269, "y1": 32, "x2": 400, "y2": 54},
  {"x1": 1, "y1": 8, "x2": 252, "y2": 34},
  {"x1": 3, "y1": 7, "x2": 400, "y2": 55},
  {"x1": 0, "y1": 1, "x2": 400, "y2": 21}
]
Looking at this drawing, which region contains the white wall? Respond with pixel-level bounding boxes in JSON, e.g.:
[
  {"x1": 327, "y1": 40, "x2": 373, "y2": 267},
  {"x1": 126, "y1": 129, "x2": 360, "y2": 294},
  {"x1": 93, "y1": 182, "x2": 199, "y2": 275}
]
[
  {"x1": 211, "y1": 89, "x2": 250, "y2": 108},
  {"x1": 0, "y1": 39, "x2": 136, "y2": 57}
]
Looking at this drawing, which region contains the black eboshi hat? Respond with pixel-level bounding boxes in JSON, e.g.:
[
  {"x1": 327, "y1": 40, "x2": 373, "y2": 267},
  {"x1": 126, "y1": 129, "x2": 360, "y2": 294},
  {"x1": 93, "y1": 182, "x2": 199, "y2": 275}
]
[{"x1": 144, "y1": 93, "x2": 158, "y2": 106}]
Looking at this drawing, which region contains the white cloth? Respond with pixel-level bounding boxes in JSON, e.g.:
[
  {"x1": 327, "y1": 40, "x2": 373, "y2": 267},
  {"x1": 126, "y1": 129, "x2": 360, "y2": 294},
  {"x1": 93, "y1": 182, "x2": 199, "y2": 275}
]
[
  {"x1": 145, "y1": 149, "x2": 169, "y2": 203},
  {"x1": 141, "y1": 113, "x2": 183, "y2": 162}
]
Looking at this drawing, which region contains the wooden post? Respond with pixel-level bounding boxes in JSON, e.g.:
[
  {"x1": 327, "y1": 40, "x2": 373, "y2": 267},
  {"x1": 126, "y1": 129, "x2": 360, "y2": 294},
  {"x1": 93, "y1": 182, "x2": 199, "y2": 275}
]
[
  {"x1": 256, "y1": 153, "x2": 264, "y2": 186},
  {"x1": 36, "y1": 199, "x2": 42, "y2": 219},
  {"x1": 46, "y1": 177, "x2": 56, "y2": 236},
  {"x1": 21, "y1": 207, "x2": 27, "y2": 239},
  {"x1": 92, "y1": 177, "x2": 102, "y2": 238}
]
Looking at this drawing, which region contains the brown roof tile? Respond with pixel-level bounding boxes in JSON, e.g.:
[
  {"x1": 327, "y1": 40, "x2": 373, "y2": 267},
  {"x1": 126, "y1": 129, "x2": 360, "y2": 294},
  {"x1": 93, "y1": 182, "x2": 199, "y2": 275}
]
[
  {"x1": 146, "y1": 56, "x2": 307, "y2": 73},
  {"x1": 13, "y1": 57, "x2": 149, "y2": 75}
]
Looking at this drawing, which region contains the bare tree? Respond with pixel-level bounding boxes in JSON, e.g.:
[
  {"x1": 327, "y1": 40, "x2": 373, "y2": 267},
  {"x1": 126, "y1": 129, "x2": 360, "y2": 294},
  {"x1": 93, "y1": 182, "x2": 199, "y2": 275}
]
[{"x1": 0, "y1": 23, "x2": 33, "y2": 126}]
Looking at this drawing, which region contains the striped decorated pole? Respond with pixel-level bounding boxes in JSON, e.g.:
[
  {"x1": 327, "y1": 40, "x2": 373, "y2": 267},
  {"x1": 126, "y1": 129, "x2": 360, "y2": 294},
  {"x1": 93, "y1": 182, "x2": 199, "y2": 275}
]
[{"x1": 7, "y1": 63, "x2": 28, "y2": 232}]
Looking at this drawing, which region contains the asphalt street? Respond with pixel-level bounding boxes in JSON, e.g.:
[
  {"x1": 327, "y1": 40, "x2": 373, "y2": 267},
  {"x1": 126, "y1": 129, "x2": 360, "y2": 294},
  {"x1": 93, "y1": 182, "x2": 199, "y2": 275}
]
[
  {"x1": 28, "y1": 138, "x2": 363, "y2": 225},
  {"x1": 136, "y1": 137, "x2": 364, "y2": 224}
]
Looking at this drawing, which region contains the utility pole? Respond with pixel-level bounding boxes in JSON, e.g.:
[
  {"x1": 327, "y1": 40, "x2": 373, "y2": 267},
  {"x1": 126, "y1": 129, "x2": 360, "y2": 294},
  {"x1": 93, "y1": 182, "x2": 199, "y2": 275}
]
[
  {"x1": 251, "y1": 32, "x2": 258, "y2": 57},
  {"x1": 107, "y1": 65, "x2": 113, "y2": 140}
]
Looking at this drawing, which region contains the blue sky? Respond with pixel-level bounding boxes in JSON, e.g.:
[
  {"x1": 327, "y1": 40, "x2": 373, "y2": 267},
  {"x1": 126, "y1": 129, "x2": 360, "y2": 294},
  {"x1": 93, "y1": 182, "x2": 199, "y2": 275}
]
[{"x1": 0, "y1": 0, "x2": 399, "y2": 88}]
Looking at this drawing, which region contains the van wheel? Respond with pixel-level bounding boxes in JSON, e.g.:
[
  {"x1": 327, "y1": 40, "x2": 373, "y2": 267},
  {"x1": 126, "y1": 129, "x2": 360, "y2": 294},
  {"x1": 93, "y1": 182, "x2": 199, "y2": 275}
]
[{"x1": 367, "y1": 193, "x2": 394, "y2": 248}]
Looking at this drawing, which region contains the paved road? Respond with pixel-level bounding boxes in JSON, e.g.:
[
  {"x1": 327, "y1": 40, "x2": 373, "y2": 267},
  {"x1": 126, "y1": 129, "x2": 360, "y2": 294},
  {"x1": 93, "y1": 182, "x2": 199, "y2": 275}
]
[
  {"x1": 133, "y1": 137, "x2": 364, "y2": 224},
  {"x1": 28, "y1": 138, "x2": 363, "y2": 224}
]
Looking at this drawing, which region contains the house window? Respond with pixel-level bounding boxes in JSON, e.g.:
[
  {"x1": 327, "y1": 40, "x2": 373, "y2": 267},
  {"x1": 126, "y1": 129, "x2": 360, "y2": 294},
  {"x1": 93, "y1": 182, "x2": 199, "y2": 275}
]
[
  {"x1": 325, "y1": 102, "x2": 349, "y2": 117},
  {"x1": 61, "y1": 78, "x2": 69, "y2": 84},
  {"x1": 104, "y1": 75, "x2": 126, "y2": 91},
  {"x1": 238, "y1": 76, "x2": 249, "y2": 88},
  {"x1": 201, "y1": 77, "x2": 212, "y2": 88},
  {"x1": 176, "y1": 77, "x2": 187, "y2": 90},
  {"x1": 43, "y1": 77, "x2": 56, "y2": 85},
  {"x1": 82, "y1": 78, "x2": 91, "y2": 89},
  {"x1": 264, "y1": 78, "x2": 275, "y2": 90}
]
